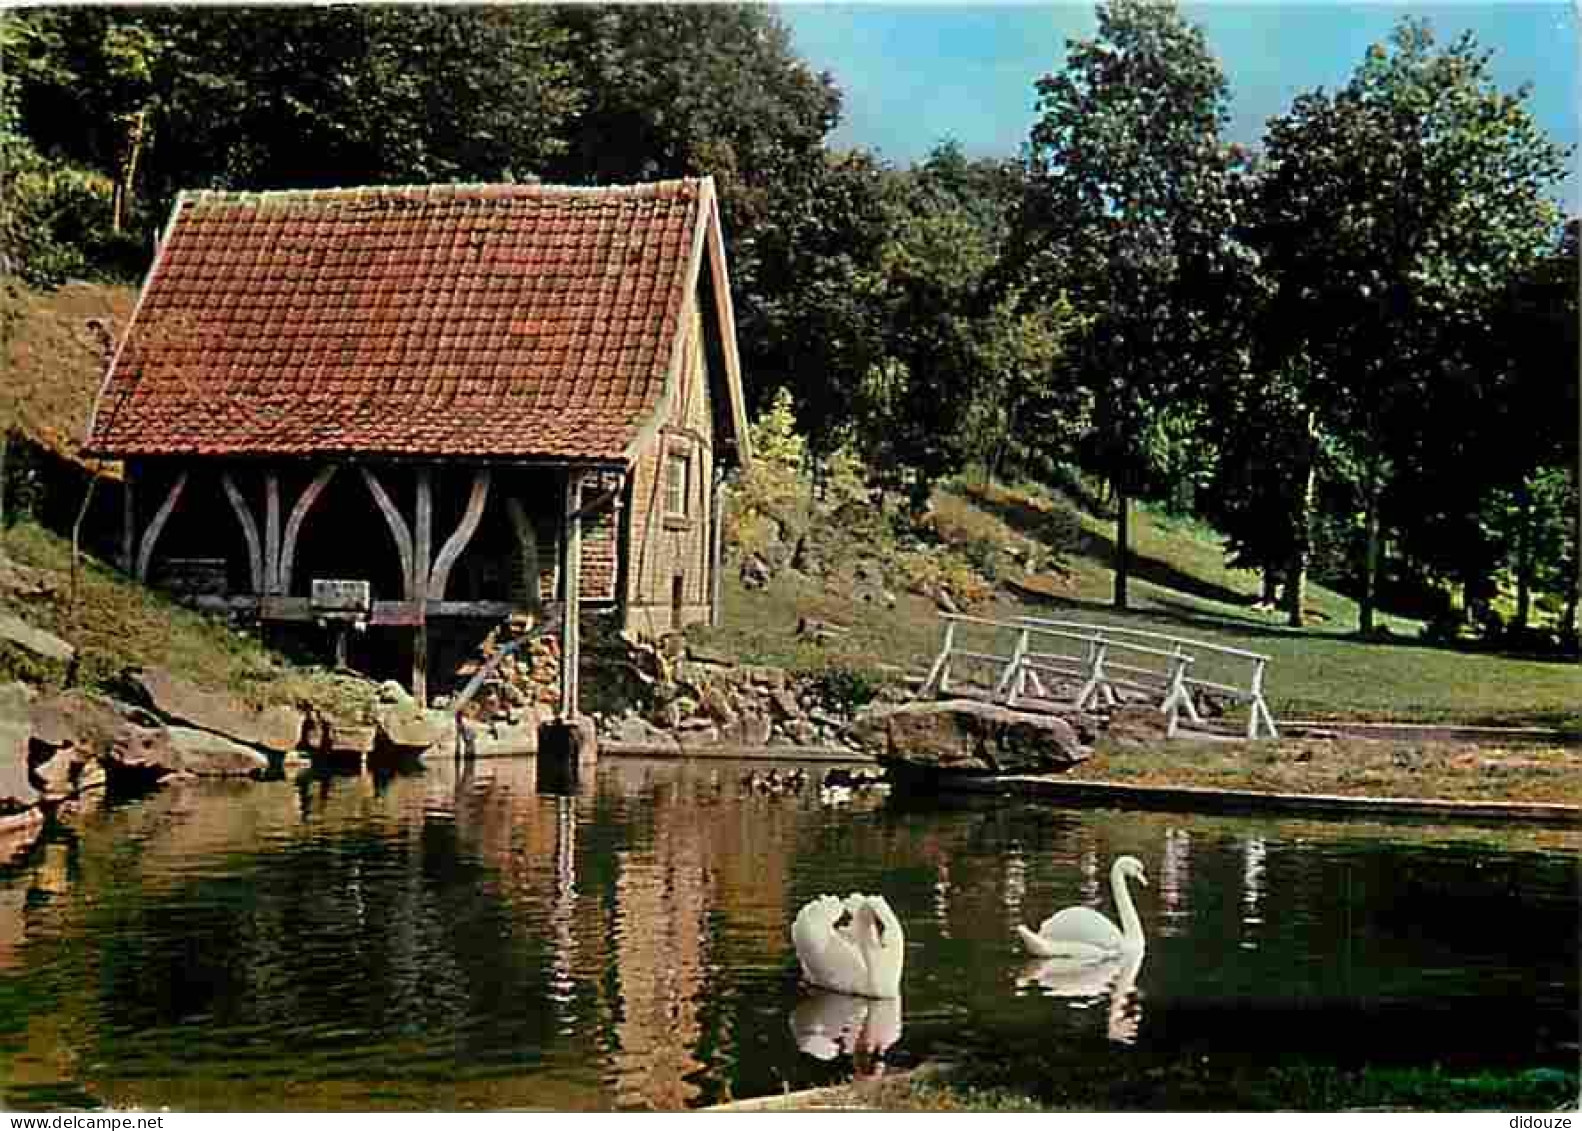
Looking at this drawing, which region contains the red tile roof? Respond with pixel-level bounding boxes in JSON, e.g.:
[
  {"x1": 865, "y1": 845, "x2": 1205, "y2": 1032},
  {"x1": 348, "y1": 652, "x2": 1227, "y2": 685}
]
[{"x1": 87, "y1": 179, "x2": 712, "y2": 462}]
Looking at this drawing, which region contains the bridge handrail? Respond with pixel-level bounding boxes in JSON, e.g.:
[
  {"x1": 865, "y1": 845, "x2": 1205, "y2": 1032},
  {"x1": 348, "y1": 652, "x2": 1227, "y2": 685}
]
[
  {"x1": 923, "y1": 611, "x2": 1277, "y2": 739},
  {"x1": 1015, "y1": 616, "x2": 1272, "y2": 664}
]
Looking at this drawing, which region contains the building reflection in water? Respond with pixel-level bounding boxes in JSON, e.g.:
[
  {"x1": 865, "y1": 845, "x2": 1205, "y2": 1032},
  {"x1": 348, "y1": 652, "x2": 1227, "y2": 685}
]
[
  {"x1": 1240, "y1": 835, "x2": 1267, "y2": 949},
  {"x1": 1158, "y1": 828, "x2": 1191, "y2": 936},
  {"x1": 1002, "y1": 846, "x2": 1027, "y2": 927},
  {"x1": 549, "y1": 795, "x2": 577, "y2": 1033}
]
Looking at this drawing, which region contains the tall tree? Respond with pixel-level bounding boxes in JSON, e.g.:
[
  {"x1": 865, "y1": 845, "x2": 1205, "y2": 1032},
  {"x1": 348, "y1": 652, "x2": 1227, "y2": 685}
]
[
  {"x1": 1255, "y1": 20, "x2": 1568, "y2": 634},
  {"x1": 1018, "y1": 0, "x2": 1236, "y2": 609}
]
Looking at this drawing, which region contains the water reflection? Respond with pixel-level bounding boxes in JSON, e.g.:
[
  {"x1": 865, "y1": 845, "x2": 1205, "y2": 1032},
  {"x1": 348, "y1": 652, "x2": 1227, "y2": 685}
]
[
  {"x1": 790, "y1": 991, "x2": 903, "y2": 1077},
  {"x1": 0, "y1": 756, "x2": 1575, "y2": 1112},
  {"x1": 1016, "y1": 949, "x2": 1145, "y2": 1045}
]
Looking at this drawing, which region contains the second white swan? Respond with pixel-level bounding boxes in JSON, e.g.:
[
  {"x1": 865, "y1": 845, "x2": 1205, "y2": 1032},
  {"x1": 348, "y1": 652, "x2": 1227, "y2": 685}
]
[
  {"x1": 1017, "y1": 854, "x2": 1148, "y2": 961},
  {"x1": 791, "y1": 893, "x2": 905, "y2": 999}
]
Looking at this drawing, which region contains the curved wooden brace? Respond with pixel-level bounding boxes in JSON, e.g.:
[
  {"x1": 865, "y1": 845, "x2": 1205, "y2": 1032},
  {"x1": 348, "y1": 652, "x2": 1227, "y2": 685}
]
[
  {"x1": 427, "y1": 469, "x2": 491, "y2": 601},
  {"x1": 135, "y1": 470, "x2": 188, "y2": 583},
  {"x1": 361, "y1": 466, "x2": 414, "y2": 598},
  {"x1": 220, "y1": 472, "x2": 264, "y2": 595},
  {"x1": 278, "y1": 465, "x2": 338, "y2": 596}
]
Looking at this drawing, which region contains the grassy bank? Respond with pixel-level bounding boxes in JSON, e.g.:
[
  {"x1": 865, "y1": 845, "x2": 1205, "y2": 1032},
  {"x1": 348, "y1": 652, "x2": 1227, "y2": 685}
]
[
  {"x1": 702, "y1": 478, "x2": 1581, "y2": 731},
  {"x1": 1074, "y1": 734, "x2": 1582, "y2": 806},
  {"x1": 778, "y1": 1063, "x2": 1580, "y2": 1113},
  {"x1": 0, "y1": 520, "x2": 367, "y2": 718}
]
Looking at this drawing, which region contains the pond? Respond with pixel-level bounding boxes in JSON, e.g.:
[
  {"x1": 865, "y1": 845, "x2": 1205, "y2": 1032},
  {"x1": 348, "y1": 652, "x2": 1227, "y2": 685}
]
[{"x1": 1, "y1": 755, "x2": 1576, "y2": 1111}]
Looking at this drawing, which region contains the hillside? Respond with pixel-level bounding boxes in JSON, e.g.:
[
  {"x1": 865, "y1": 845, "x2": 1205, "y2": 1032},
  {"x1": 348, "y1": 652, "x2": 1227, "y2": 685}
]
[
  {"x1": 698, "y1": 477, "x2": 1581, "y2": 732},
  {"x1": 1, "y1": 280, "x2": 135, "y2": 472}
]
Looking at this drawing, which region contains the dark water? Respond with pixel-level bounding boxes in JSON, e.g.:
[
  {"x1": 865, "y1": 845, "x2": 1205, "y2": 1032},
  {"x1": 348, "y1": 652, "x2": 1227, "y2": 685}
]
[{"x1": 1, "y1": 756, "x2": 1576, "y2": 1111}]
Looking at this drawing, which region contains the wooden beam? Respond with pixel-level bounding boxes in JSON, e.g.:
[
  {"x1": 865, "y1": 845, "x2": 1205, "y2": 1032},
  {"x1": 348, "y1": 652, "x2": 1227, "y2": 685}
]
[
  {"x1": 709, "y1": 466, "x2": 725, "y2": 628},
  {"x1": 361, "y1": 466, "x2": 414, "y2": 595},
  {"x1": 427, "y1": 468, "x2": 490, "y2": 600},
  {"x1": 559, "y1": 469, "x2": 584, "y2": 718},
  {"x1": 279, "y1": 465, "x2": 337, "y2": 596},
  {"x1": 135, "y1": 470, "x2": 187, "y2": 583},
  {"x1": 263, "y1": 470, "x2": 281, "y2": 595},
  {"x1": 220, "y1": 472, "x2": 264, "y2": 595},
  {"x1": 120, "y1": 469, "x2": 136, "y2": 575},
  {"x1": 412, "y1": 467, "x2": 433, "y2": 706},
  {"x1": 505, "y1": 497, "x2": 542, "y2": 613}
]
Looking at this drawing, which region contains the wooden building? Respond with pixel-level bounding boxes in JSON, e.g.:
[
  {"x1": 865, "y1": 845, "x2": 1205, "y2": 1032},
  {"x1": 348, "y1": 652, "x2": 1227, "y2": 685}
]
[{"x1": 84, "y1": 178, "x2": 751, "y2": 706}]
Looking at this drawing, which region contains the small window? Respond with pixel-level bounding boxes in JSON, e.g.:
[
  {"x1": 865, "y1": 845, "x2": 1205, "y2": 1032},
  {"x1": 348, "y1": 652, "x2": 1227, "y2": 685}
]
[{"x1": 665, "y1": 451, "x2": 690, "y2": 518}]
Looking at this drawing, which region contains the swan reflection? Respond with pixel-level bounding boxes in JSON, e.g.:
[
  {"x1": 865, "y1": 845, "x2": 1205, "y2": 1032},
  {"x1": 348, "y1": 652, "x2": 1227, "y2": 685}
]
[
  {"x1": 1016, "y1": 949, "x2": 1145, "y2": 1045},
  {"x1": 790, "y1": 991, "x2": 903, "y2": 1077}
]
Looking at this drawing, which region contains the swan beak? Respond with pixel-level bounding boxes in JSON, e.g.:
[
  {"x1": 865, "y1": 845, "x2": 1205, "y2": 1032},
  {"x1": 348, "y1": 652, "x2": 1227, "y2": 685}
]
[{"x1": 1138, "y1": 873, "x2": 1149, "y2": 888}]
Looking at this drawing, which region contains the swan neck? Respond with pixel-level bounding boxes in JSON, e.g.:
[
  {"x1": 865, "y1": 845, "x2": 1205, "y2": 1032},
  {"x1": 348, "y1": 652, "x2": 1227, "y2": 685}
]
[{"x1": 1111, "y1": 862, "x2": 1144, "y2": 950}]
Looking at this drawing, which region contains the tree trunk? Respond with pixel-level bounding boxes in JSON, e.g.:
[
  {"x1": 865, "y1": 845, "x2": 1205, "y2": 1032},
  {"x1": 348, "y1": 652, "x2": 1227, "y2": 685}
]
[
  {"x1": 1284, "y1": 410, "x2": 1319, "y2": 628},
  {"x1": 1359, "y1": 465, "x2": 1380, "y2": 637},
  {"x1": 112, "y1": 107, "x2": 150, "y2": 235},
  {"x1": 1260, "y1": 570, "x2": 1279, "y2": 605},
  {"x1": 1513, "y1": 478, "x2": 1533, "y2": 631},
  {"x1": 1114, "y1": 478, "x2": 1130, "y2": 611}
]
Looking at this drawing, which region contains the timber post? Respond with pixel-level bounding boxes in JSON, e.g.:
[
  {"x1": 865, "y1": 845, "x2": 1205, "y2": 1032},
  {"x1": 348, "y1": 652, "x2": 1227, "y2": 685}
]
[
  {"x1": 120, "y1": 470, "x2": 135, "y2": 575},
  {"x1": 412, "y1": 466, "x2": 433, "y2": 706},
  {"x1": 559, "y1": 468, "x2": 583, "y2": 719}
]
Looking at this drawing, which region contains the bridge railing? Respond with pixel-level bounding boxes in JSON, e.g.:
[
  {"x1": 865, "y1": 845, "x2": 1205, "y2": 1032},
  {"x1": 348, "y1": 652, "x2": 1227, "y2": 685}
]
[{"x1": 920, "y1": 613, "x2": 1277, "y2": 739}]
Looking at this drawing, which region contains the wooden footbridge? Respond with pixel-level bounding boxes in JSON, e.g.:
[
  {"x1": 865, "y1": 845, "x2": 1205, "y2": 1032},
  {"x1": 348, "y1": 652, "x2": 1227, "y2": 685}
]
[{"x1": 921, "y1": 613, "x2": 1278, "y2": 739}]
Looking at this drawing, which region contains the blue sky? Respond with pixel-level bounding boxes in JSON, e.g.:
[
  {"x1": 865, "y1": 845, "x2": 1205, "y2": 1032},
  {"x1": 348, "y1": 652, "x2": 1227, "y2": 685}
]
[{"x1": 777, "y1": 2, "x2": 1580, "y2": 211}]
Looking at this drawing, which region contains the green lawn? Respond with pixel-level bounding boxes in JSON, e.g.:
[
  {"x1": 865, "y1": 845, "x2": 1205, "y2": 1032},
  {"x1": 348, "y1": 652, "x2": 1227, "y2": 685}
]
[{"x1": 704, "y1": 480, "x2": 1581, "y2": 731}]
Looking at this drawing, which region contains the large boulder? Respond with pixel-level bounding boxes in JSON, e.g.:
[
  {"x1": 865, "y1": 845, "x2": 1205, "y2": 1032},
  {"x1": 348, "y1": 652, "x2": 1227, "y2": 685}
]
[
  {"x1": 129, "y1": 668, "x2": 303, "y2": 754},
  {"x1": 164, "y1": 727, "x2": 270, "y2": 777},
  {"x1": 0, "y1": 610, "x2": 75, "y2": 667},
  {"x1": 854, "y1": 699, "x2": 1090, "y2": 780},
  {"x1": 374, "y1": 703, "x2": 442, "y2": 756},
  {"x1": 28, "y1": 690, "x2": 154, "y2": 800},
  {"x1": 1, "y1": 683, "x2": 39, "y2": 812}
]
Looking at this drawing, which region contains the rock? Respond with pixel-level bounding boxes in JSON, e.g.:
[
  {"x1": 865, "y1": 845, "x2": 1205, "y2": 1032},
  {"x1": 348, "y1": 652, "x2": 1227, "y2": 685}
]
[
  {"x1": 0, "y1": 807, "x2": 43, "y2": 864},
  {"x1": 1103, "y1": 705, "x2": 1172, "y2": 748},
  {"x1": 768, "y1": 688, "x2": 803, "y2": 721},
  {"x1": 686, "y1": 642, "x2": 736, "y2": 667},
  {"x1": 934, "y1": 589, "x2": 960, "y2": 615},
  {"x1": 130, "y1": 668, "x2": 303, "y2": 754},
  {"x1": 675, "y1": 722, "x2": 720, "y2": 748},
  {"x1": 609, "y1": 714, "x2": 675, "y2": 747},
  {"x1": 736, "y1": 710, "x2": 772, "y2": 747},
  {"x1": 698, "y1": 685, "x2": 737, "y2": 725},
  {"x1": 326, "y1": 724, "x2": 377, "y2": 758},
  {"x1": 164, "y1": 727, "x2": 269, "y2": 777},
  {"x1": 744, "y1": 665, "x2": 788, "y2": 691},
  {"x1": 374, "y1": 703, "x2": 442, "y2": 756},
  {"x1": 0, "y1": 610, "x2": 75, "y2": 667},
  {"x1": 377, "y1": 679, "x2": 413, "y2": 706},
  {"x1": 1, "y1": 684, "x2": 39, "y2": 812},
  {"x1": 796, "y1": 617, "x2": 850, "y2": 644},
  {"x1": 859, "y1": 699, "x2": 1089, "y2": 778},
  {"x1": 103, "y1": 720, "x2": 182, "y2": 779},
  {"x1": 27, "y1": 690, "x2": 127, "y2": 801},
  {"x1": 783, "y1": 719, "x2": 819, "y2": 746},
  {"x1": 740, "y1": 553, "x2": 773, "y2": 590},
  {"x1": 469, "y1": 717, "x2": 540, "y2": 757}
]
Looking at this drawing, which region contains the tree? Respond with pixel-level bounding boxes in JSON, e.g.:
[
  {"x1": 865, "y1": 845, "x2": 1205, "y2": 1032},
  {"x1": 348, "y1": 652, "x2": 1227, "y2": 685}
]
[
  {"x1": 1017, "y1": 0, "x2": 1237, "y2": 609},
  {"x1": 1254, "y1": 19, "x2": 1568, "y2": 634}
]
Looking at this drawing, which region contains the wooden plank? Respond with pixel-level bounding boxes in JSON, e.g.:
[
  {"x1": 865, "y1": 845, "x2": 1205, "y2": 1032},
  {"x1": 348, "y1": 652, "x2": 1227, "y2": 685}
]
[
  {"x1": 263, "y1": 471, "x2": 281, "y2": 594},
  {"x1": 120, "y1": 470, "x2": 136, "y2": 575},
  {"x1": 427, "y1": 468, "x2": 490, "y2": 600},
  {"x1": 220, "y1": 472, "x2": 264, "y2": 595},
  {"x1": 427, "y1": 600, "x2": 515, "y2": 618},
  {"x1": 560, "y1": 470, "x2": 583, "y2": 718},
  {"x1": 135, "y1": 470, "x2": 188, "y2": 583},
  {"x1": 361, "y1": 467, "x2": 414, "y2": 594},
  {"x1": 412, "y1": 467, "x2": 433, "y2": 705},
  {"x1": 279, "y1": 465, "x2": 337, "y2": 596}
]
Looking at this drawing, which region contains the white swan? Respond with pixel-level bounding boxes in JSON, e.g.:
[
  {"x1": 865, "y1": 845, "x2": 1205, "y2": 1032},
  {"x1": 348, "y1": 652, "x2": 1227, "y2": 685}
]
[
  {"x1": 1017, "y1": 854, "x2": 1147, "y2": 961},
  {"x1": 791, "y1": 893, "x2": 904, "y2": 999}
]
